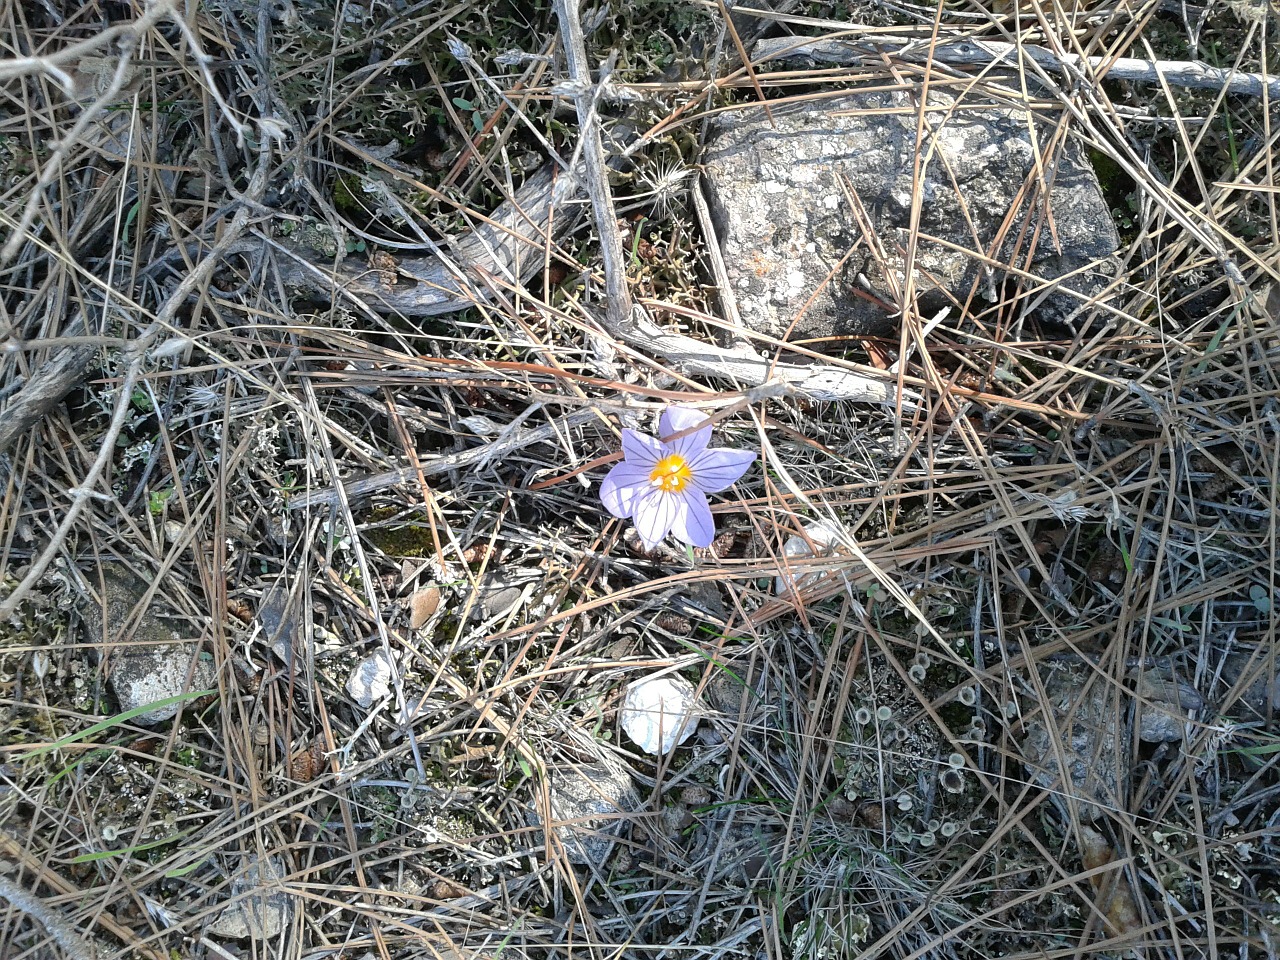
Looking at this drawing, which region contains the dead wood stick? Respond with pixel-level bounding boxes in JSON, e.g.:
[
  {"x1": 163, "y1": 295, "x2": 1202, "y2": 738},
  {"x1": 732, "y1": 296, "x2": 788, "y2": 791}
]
[
  {"x1": 0, "y1": 874, "x2": 99, "y2": 960},
  {"x1": 0, "y1": 316, "x2": 96, "y2": 457},
  {"x1": 553, "y1": 0, "x2": 633, "y2": 334},
  {"x1": 0, "y1": 835, "x2": 168, "y2": 960},
  {"x1": 285, "y1": 407, "x2": 603, "y2": 509},
  {"x1": 255, "y1": 161, "x2": 585, "y2": 318},
  {"x1": 752, "y1": 35, "x2": 1280, "y2": 100}
]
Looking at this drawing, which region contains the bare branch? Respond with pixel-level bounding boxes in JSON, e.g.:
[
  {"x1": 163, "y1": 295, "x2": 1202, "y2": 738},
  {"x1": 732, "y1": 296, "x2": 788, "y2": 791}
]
[{"x1": 752, "y1": 34, "x2": 1280, "y2": 100}]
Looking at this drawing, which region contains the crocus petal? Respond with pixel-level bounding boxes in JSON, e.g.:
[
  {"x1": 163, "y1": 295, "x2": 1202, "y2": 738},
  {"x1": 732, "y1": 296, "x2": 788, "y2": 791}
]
[
  {"x1": 658, "y1": 407, "x2": 711, "y2": 460},
  {"x1": 689, "y1": 447, "x2": 757, "y2": 493},
  {"x1": 621, "y1": 428, "x2": 663, "y2": 468},
  {"x1": 671, "y1": 490, "x2": 716, "y2": 548},
  {"x1": 632, "y1": 487, "x2": 680, "y2": 547},
  {"x1": 600, "y1": 461, "x2": 654, "y2": 519}
]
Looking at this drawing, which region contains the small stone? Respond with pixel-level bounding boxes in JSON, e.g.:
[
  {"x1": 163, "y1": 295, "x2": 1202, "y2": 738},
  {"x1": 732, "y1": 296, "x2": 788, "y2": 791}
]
[
  {"x1": 620, "y1": 675, "x2": 700, "y2": 755},
  {"x1": 528, "y1": 758, "x2": 640, "y2": 866},
  {"x1": 346, "y1": 649, "x2": 394, "y2": 708},
  {"x1": 775, "y1": 521, "x2": 846, "y2": 597},
  {"x1": 681, "y1": 580, "x2": 726, "y2": 622},
  {"x1": 79, "y1": 563, "x2": 217, "y2": 725},
  {"x1": 431, "y1": 878, "x2": 470, "y2": 900},
  {"x1": 206, "y1": 854, "x2": 293, "y2": 940},
  {"x1": 408, "y1": 586, "x2": 441, "y2": 630},
  {"x1": 707, "y1": 662, "x2": 760, "y2": 717},
  {"x1": 468, "y1": 569, "x2": 541, "y2": 621}
]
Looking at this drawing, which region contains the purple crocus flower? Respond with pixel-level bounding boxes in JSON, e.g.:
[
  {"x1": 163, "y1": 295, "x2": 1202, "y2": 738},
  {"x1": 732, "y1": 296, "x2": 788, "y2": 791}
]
[{"x1": 600, "y1": 407, "x2": 756, "y2": 549}]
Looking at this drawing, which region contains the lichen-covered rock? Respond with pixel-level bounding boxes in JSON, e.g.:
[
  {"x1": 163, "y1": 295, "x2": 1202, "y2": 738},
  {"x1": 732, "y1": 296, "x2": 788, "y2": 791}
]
[
  {"x1": 528, "y1": 758, "x2": 639, "y2": 866},
  {"x1": 1135, "y1": 666, "x2": 1204, "y2": 743},
  {"x1": 79, "y1": 563, "x2": 216, "y2": 724},
  {"x1": 206, "y1": 853, "x2": 293, "y2": 940},
  {"x1": 702, "y1": 90, "x2": 1120, "y2": 343},
  {"x1": 1019, "y1": 663, "x2": 1128, "y2": 822}
]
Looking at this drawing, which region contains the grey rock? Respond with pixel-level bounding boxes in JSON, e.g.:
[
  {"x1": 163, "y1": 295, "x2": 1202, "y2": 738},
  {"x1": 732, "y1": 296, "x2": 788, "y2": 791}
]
[
  {"x1": 79, "y1": 563, "x2": 216, "y2": 724},
  {"x1": 206, "y1": 854, "x2": 293, "y2": 940},
  {"x1": 1019, "y1": 663, "x2": 1128, "y2": 822},
  {"x1": 1220, "y1": 651, "x2": 1280, "y2": 722},
  {"x1": 528, "y1": 758, "x2": 640, "y2": 866},
  {"x1": 702, "y1": 90, "x2": 1120, "y2": 343},
  {"x1": 469, "y1": 569, "x2": 540, "y2": 621},
  {"x1": 1135, "y1": 666, "x2": 1204, "y2": 742}
]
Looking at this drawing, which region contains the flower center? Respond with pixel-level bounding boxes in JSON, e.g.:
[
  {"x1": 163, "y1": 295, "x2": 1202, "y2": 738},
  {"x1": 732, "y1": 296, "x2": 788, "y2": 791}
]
[{"x1": 649, "y1": 453, "x2": 692, "y2": 493}]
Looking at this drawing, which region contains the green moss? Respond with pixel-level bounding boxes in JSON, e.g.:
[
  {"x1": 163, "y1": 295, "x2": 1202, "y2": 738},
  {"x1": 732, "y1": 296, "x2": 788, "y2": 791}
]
[
  {"x1": 1087, "y1": 147, "x2": 1139, "y2": 243},
  {"x1": 332, "y1": 174, "x2": 363, "y2": 215},
  {"x1": 364, "y1": 518, "x2": 436, "y2": 558},
  {"x1": 174, "y1": 746, "x2": 202, "y2": 769},
  {"x1": 361, "y1": 505, "x2": 437, "y2": 558}
]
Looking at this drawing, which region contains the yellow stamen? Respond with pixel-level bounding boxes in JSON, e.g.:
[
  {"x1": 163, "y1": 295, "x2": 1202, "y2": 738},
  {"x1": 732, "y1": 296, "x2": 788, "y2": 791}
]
[{"x1": 649, "y1": 453, "x2": 692, "y2": 493}]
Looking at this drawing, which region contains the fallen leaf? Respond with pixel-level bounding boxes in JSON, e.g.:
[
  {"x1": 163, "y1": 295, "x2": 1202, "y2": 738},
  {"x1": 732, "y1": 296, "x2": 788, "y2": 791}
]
[{"x1": 409, "y1": 586, "x2": 441, "y2": 630}]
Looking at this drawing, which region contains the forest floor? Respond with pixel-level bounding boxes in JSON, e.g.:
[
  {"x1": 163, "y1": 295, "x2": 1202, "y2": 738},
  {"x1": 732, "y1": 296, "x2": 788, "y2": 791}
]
[{"x1": 1, "y1": 1, "x2": 1279, "y2": 959}]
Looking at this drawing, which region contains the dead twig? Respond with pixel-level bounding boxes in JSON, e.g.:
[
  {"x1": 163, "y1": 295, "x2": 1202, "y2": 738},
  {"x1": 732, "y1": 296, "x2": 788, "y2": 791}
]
[
  {"x1": 0, "y1": 835, "x2": 168, "y2": 960},
  {"x1": 0, "y1": 316, "x2": 96, "y2": 457},
  {"x1": 752, "y1": 34, "x2": 1280, "y2": 100},
  {"x1": 285, "y1": 407, "x2": 604, "y2": 509},
  {"x1": 0, "y1": 874, "x2": 99, "y2": 960}
]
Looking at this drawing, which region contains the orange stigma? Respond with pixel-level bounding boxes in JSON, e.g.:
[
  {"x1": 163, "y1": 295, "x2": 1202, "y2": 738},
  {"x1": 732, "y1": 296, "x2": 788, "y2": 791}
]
[{"x1": 649, "y1": 454, "x2": 692, "y2": 492}]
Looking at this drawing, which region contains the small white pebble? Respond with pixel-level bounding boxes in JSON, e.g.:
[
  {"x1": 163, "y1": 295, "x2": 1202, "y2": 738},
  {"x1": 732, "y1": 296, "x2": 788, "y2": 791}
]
[{"x1": 620, "y1": 675, "x2": 699, "y2": 755}]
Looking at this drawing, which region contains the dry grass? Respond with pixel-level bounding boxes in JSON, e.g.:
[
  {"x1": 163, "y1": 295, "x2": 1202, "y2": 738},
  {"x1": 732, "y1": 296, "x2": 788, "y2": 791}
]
[{"x1": 1, "y1": 0, "x2": 1278, "y2": 958}]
